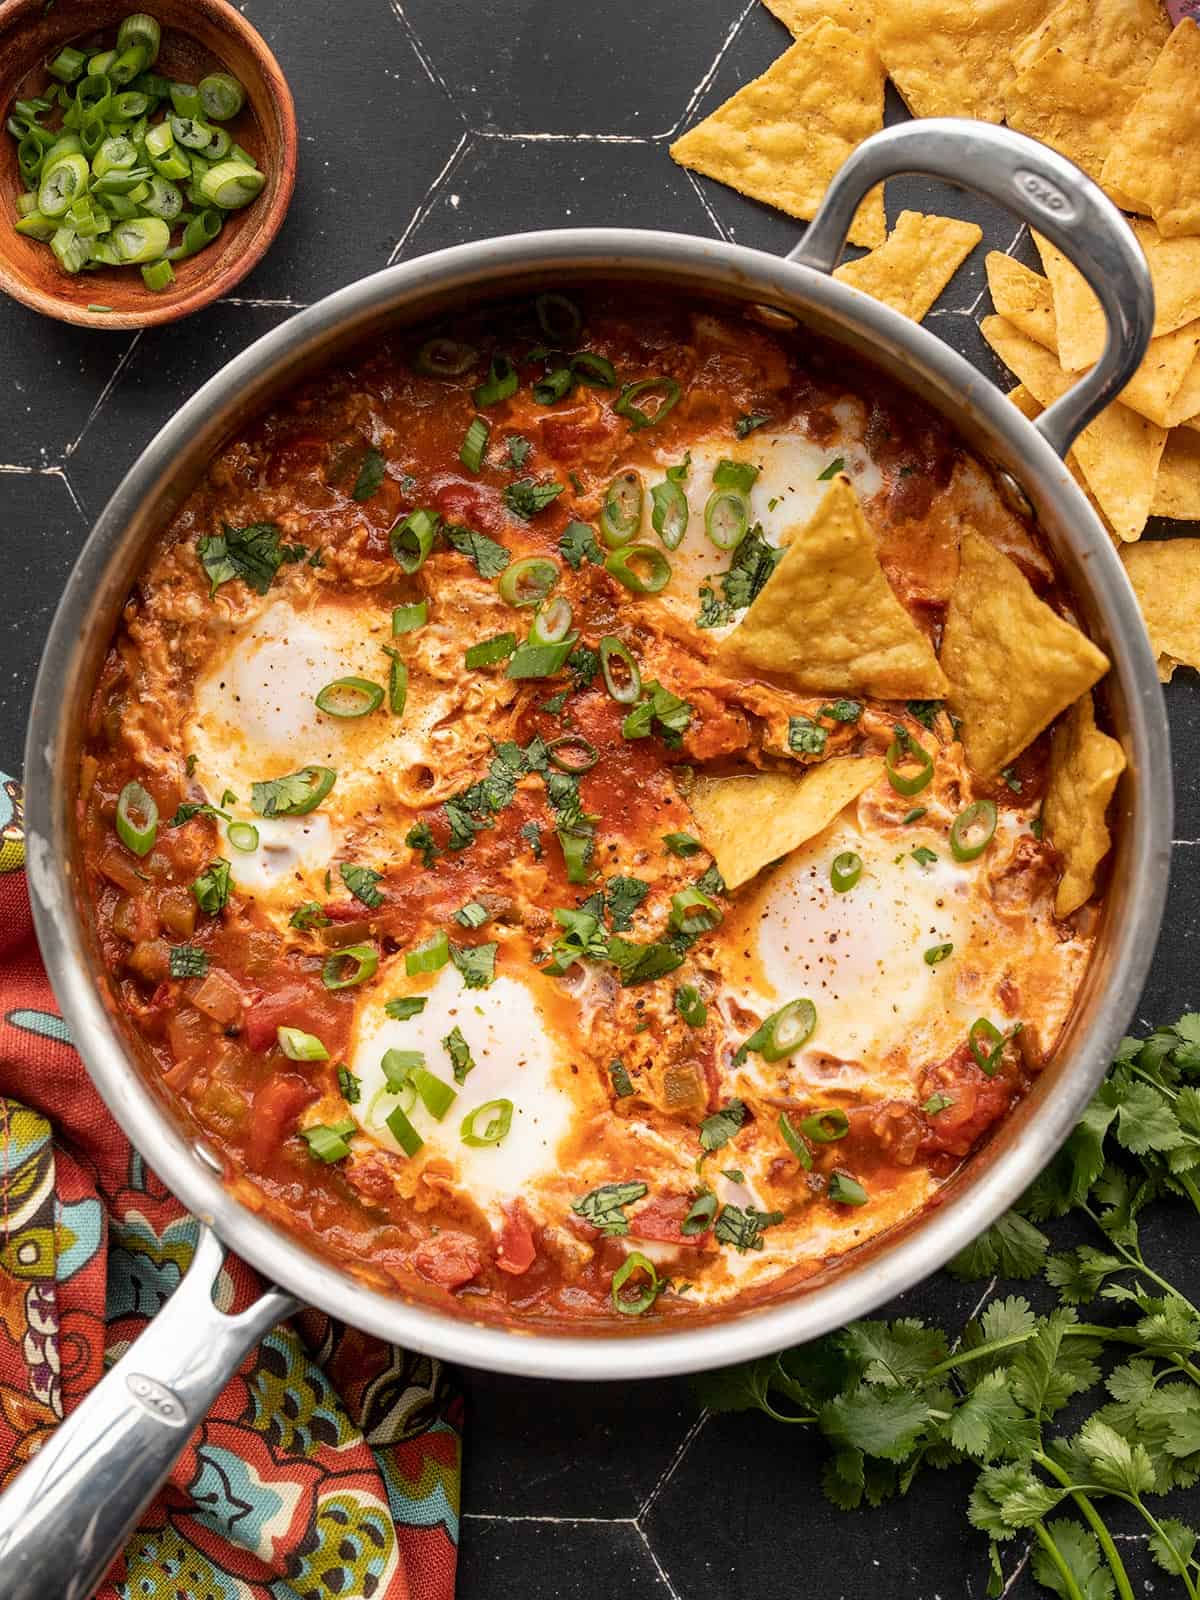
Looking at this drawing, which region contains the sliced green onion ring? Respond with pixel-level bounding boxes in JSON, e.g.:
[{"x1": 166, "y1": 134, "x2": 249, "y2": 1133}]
[
  {"x1": 950, "y1": 798, "x2": 998, "y2": 862},
  {"x1": 743, "y1": 998, "x2": 817, "y2": 1063},
  {"x1": 498, "y1": 555, "x2": 559, "y2": 608},
  {"x1": 704, "y1": 489, "x2": 749, "y2": 552},
  {"x1": 506, "y1": 636, "x2": 577, "y2": 679},
  {"x1": 528, "y1": 595, "x2": 573, "y2": 645},
  {"x1": 650, "y1": 478, "x2": 689, "y2": 549},
  {"x1": 406, "y1": 929, "x2": 450, "y2": 976},
  {"x1": 885, "y1": 726, "x2": 935, "y2": 797},
  {"x1": 681, "y1": 1190, "x2": 718, "y2": 1235},
  {"x1": 322, "y1": 943, "x2": 380, "y2": 990},
  {"x1": 277, "y1": 1025, "x2": 328, "y2": 1061},
  {"x1": 314, "y1": 677, "x2": 384, "y2": 719},
  {"x1": 546, "y1": 734, "x2": 599, "y2": 773},
  {"x1": 227, "y1": 820, "x2": 258, "y2": 852},
  {"x1": 799, "y1": 1109, "x2": 850, "y2": 1143},
  {"x1": 459, "y1": 415, "x2": 490, "y2": 473},
  {"x1": 386, "y1": 1103, "x2": 424, "y2": 1157},
  {"x1": 599, "y1": 636, "x2": 641, "y2": 704},
  {"x1": 830, "y1": 851, "x2": 862, "y2": 893},
  {"x1": 474, "y1": 354, "x2": 518, "y2": 407},
  {"x1": 461, "y1": 1098, "x2": 513, "y2": 1147},
  {"x1": 465, "y1": 632, "x2": 517, "y2": 669},
  {"x1": 532, "y1": 367, "x2": 573, "y2": 405},
  {"x1": 669, "y1": 887, "x2": 723, "y2": 935},
  {"x1": 416, "y1": 337, "x2": 476, "y2": 378},
  {"x1": 605, "y1": 544, "x2": 671, "y2": 595},
  {"x1": 611, "y1": 1251, "x2": 660, "y2": 1315},
  {"x1": 570, "y1": 350, "x2": 616, "y2": 388},
  {"x1": 198, "y1": 71, "x2": 245, "y2": 121},
  {"x1": 969, "y1": 1017, "x2": 1008, "y2": 1076},
  {"x1": 392, "y1": 601, "x2": 428, "y2": 634},
  {"x1": 600, "y1": 469, "x2": 644, "y2": 548},
  {"x1": 535, "y1": 291, "x2": 582, "y2": 344},
  {"x1": 385, "y1": 650, "x2": 408, "y2": 715},
  {"x1": 390, "y1": 508, "x2": 439, "y2": 573},
  {"x1": 615, "y1": 376, "x2": 680, "y2": 431},
  {"x1": 779, "y1": 1112, "x2": 813, "y2": 1170},
  {"x1": 115, "y1": 779, "x2": 158, "y2": 856},
  {"x1": 198, "y1": 160, "x2": 265, "y2": 209}
]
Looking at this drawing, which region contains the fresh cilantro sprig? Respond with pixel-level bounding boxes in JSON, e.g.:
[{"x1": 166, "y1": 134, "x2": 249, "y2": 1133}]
[{"x1": 694, "y1": 1015, "x2": 1200, "y2": 1600}]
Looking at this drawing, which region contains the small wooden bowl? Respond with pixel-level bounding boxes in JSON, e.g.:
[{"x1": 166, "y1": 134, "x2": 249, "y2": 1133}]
[{"x1": 0, "y1": 0, "x2": 296, "y2": 328}]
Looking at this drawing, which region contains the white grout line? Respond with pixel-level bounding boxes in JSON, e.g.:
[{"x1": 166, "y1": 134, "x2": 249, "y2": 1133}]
[
  {"x1": 637, "y1": 1408, "x2": 710, "y2": 1520},
  {"x1": 635, "y1": 1521, "x2": 684, "y2": 1598},
  {"x1": 53, "y1": 466, "x2": 86, "y2": 521},
  {"x1": 660, "y1": 0, "x2": 759, "y2": 141},
  {"x1": 998, "y1": 1539, "x2": 1033, "y2": 1597},
  {"x1": 475, "y1": 130, "x2": 653, "y2": 145},
  {"x1": 386, "y1": 0, "x2": 468, "y2": 122},
  {"x1": 63, "y1": 331, "x2": 143, "y2": 461},
  {"x1": 217, "y1": 296, "x2": 310, "y2": 309},
  {"x1": 683, "y1": 168, "x2": 732, "y2": 242},
  {"x1": 387, "y1": 131, "x2": 472, "y2": 265},
  {"x1": 463, "y1": 1512, "x2": 633, "y2": 1525}
]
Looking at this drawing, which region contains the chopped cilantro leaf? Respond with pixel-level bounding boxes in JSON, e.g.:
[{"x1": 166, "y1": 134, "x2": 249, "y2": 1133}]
[
  {"x1": 696, "y1": 862, "x2": 725, "y2": 898},
  {"x1": 505, "y1": 435, "x2": 532, "y2": 470},
  {"x1": 663, "y1": 831, "x2": 702, "y2": 857},
  {"x1": 406, "y1": 821, "x2": 440, "y2": 868},
  {"x1": 788, "y1": 716, "x2": 828, "y2": 756},
  {"x1": 606, "y1": 936, "x2": 685, "y2": 986},
  {"x1": 700, "y1": 1099, "x2": 746, "y2": 1152},
  {"x1": 559, "y1": 519, "x2": 603, "y2": 569},
  {"x1": 289, "y1": 901, "x2": 330, "y2": 931},
  {"x1": 715, "y1": 1202, "x2": 783, "y2": 1251},
  {"x1": 340, "y1": 863, "x2": 384, "y2": 908},
  {"x1": 820, "y1": 699, "x2": 862, "y2": 722},
  {"x1": 910, "y1": 846, "x2": 938, "y2": 867},
  {"x1": 384, "y1": 997, "x2": 427, "y2": 1020},
  {"x1": 907, "y1": 699, "x2": 942, "y2": 730},
  {"x1": 622, "y1": 680, "x2": 693, "y2": 747},
  {"x1": 192, "y1": 859, "x2": 232, "y2": 916},
  {"x1": 442, "y1": 1024, "x2": 475, "y2": 1083},
  {"x1": 337, "y1": 1065, "x2": 361, "y2": 1104},
  {"x1": 606, "y1": 875, "x2": 650, "y2": 932},
  {"x1": 351, "y1": 446, "x2": 387, "y2": 501},
  {"x1": 571, "y1": 1180, "x2": 648, "y2": 1237},
  {"x1": 735, "y1": 411, "x2": 771, "y2": 438},
  {"x1": 521, "y1": 820, "x2": 544, "y2": 859},
  {"x1": 449, "y1": 940, "x2": 498, "y2": 989},
  {"x1": 696, "y1": 584, "x2": 733, "y2": 629},
  {"x1": 721, "y1": 524, "x2": 782, "y2": 611},
  {"x1": 169, "y1": 944, "x2": 208, "y2": 978},
  {"x1": 567, "y1": 644, "x2": 600, "y2": 690},
  {"x1": 503, "y1": 477, "x2": 564, "y2": 520},
  {"x1": 444, "y1": 522, "x2": 512, "y2": 578},
  {"x1": 197, "y1": 522, "x2": 292, "y2": 597}
]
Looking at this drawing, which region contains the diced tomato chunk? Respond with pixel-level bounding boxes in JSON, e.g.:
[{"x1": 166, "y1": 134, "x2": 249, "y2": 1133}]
[
  {"x1": 919, "y1": 1042, "x2": 1016, "y2": 1157},
  {"x1": 413, "y1": 1232, "x2": 483, "y2": 1291},
  {"x1": 495, "y1": 1202, "x2": 537, "y2": 1276},
  {"x1": 243, "y1": 984, "x2": 329, "y2": 1052},
  {"x1": 627, "y1": 1194, "x2": 715, "y2": 1250},
  {"x1": 246, "y1": 1073, "x2": 320, "y2": 1167},
  {"x1": 433, "y1": 480, "x2": 504, "y2": 535}
]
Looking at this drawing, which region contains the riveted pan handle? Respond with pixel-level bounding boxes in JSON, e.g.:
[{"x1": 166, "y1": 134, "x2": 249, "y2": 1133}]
[
  {"x1": 790, "y1": 119, "x2": 1154, "y2": 460},
  {"x1": 0, "y1": 1226, "x2": 297, "y2": 1600}
]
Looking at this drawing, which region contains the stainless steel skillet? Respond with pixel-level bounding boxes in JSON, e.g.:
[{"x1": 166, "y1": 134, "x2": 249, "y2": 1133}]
[{"x1": 2, "y1": 120, "x2": 1169, "y2": 1598}]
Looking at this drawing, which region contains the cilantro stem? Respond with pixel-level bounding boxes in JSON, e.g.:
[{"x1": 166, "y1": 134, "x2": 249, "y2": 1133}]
[
  {"x1": 1034, "y1": 1454, "x2": 1135, "y2": 1600},
  {"x1": 924, "y1": 1330, "x2": 1036, "y2": 1378},
  {"x1": 759, "y1": 1402, "x2": 817, "y2": 1426},
  {"x1": 1124, "y1": 1501, "x2": 1200, "y2": 1600},
  {"x1": 1032, "y1": 1520, "x2": 1086, "y2": 1600},
  {"x1": 1180, "y1": 1171, "x2": 1200, "y2": 1220},
  {"x1": 1066, "y1": 1323, "x2": 1200, "y2": 1385},
  {"x1": 1081, "y1": 1204, "x2": 1200, "y2": 1320}
]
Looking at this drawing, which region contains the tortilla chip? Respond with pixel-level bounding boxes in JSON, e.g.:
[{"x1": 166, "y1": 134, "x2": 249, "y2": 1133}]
[
  {"x1": 689, "y1": 758, "x2": 883, "y2": 891},
  {"x1": 1010, "y1": 0, "x2": 1171, "y2": 86},
  {"x1": 1042, "y1": 692, "x2": 1125, "y2": 918},
  {"x1": 940, "y1": 529, "x2": 1109, "y2": 776},
  {"x1": 986, "y1": 254, "x2": 1057, "y2": 351},
  {"x1": 669, "y1": 22, "x2": 885, "y2": 248},
  {"x1": 1004, "y1": 49, "x2": 1139, "y2": 182},
  {"x1": 981, "y1": 315, "x2": 1168, "y2": 540},
  {"x1": 872, "y1": 0, "x2": 1052, "y2": 122},
  {"x1": 760, "y1": 0, "x2": 873, "y2": 37},
  {"x1": 1035, "y1": 224, "x2": 1200, "y2": 368},
  {"x1": 719, "y1": 476, "x2": 949, "y2": 698},
  {"x1": 832, "y1": 210, "x2": 982, "y2": 322},
  {"x1": 1151, "y1": 430, "x2": 1200, "y2": 520},
  {"x1": 1169, "y1": 356, "x2": 1200, "y2": 429},
  {"x1": 1100, "y1": 20, "x2": 1200, "y2": 238},
  {"x1": 1008, "y1": 384, "x2": 1119, "y2": 535},
  {"x1": 1120, "y1": 537, "x2": 1200, "y2": 679}
]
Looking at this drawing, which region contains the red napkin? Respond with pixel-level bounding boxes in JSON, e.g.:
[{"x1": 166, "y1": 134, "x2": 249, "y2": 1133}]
[{"x1": 0, "y1": 776, "x2": 461, "y2": 1599}]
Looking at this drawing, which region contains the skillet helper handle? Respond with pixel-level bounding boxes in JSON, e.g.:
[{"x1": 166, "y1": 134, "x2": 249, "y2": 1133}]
[
  {"x1": 789, "y1": 118, "x2": 1154, "y2": 460},
  {"x1": 0, "y1": 1225, "x2": 297, "y2": 1600}
]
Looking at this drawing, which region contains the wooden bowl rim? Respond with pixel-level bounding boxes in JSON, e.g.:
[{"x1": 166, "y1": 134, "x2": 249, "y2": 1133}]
[{"x1": 0, "y1": 0, "x2": 297, "y2": 329}]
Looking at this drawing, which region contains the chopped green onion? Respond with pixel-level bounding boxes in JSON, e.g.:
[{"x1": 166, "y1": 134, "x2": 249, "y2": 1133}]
[
  {"x1": 416, "y1": 337, "x2": 476, "y2": 377},
  {"x1": 498, "y1": 556, "x2": 559, "y2": 608},
  {"x1": 226, "y1": 820, "x2": 258, "y2": 852},
  {"x1": 546, "y1": 734, "x2": 598, "y2": 773},
  {"x1": 818, "y1": 457, "x2": 846, "y2": 481},
  {"x1": 830, "y1": 851, "x2": 862, "y2": 893},
  {"x1": 650, "y1": 478, "x2": 689, "y2": 549},
  {"x1": 663, "y1": 831, "x2": 701, "y2": 856},
  {"x1": 113, "y1": 215, "x2": 169, "y2": 262},
  {"x1": 465, "y1": 632, "x2": 517, "y2": 669},
  {"x1": 198, "y1": 160, "x2": 265, "y2": 209},
  {"x1": 681, "y1": 1191, "x2": 718, "y2": 1235},
  {"x1": 142, "y1": 177, "x2": 183, "y2": 221},
  {"x1": 322, "y1": 944, "x2": 379, "y2": 990},
  {"x1": 506, "y1": 636, "x2": 577, "y2": 679},
  {"x1": 406, "y1": 929, "x2": 450, "y2": 976},
  {"x1": 615, "y1": 376, "x2": 680, "y2": 431},
  {"x1": 169, "y1": 113, "x2": 212, "y2": 150},
  {"x1": 902, "y1": 806, "x2": 927, "y2": 825},
  {"x1": 411, "y1": 1066, "x2": 456, "y2": 1120},
  {"x1": 39, "y1": 153, "x2": 90, "y2": 217},
  {"x1": 198, "y1": 72, "x2": 245, "y2": 122},
  {"x1": 704, "y1": 490, "x2": 749, "y2": 551},
  {"x1": 675, "y1": 984, "x2": 707, "y2": 1027},
  {"x1": 669, "y1": 887, "x2": 722, "y2": 935},
  {"x1": 605, "y1": 544, "x2": 671, "y2": 595},
  {"x1": 738, "y1": 998, "x2": 817, "y2": 1063},
  {"x1": 600, "y1": 469, "x2": 644, "y2": 548},
  {"x1": 383, "y1": 648, "x2": 408, "y2": 715},
  {"x1": 571, "y1": 350, "x2": 616, "y2": 388},
  {"x1": 390, "y1": 508, "x2": 439, "y2": 573},
  {"x1": 314, "y1": 676, "x2": 384, "y2": 718},
  {"x1": 528, "y1": 595, "x2": 573, "y2": 646},
  {"x1": 166, "y1": 209, "x2": 221, "y2": 259},
  {"x1": 455, "y1": 901, "x2": 489, "y2": 929},
  {"x1": 385, "y1": 1104, "x2": 424, "y2": 1157},
  {"x1": 392, "y1": 601, "x2": 428, "y2": 634},
  {"x1": 250, "y1": 766, "x2": 337, "y2": 818},
  {"x1": 277, "y1": 1025, "x2": 328, "y2": 1062},
  {"x1": 300, "y1": 1119, "x2": 356, "y2": 1163},
  {"x1": 713, "y1": 459, "x2": 760, "y2": 495},
  {"x1": 474, "y1": 353, "x2": 518, "y2": 407},
  {"x1": 461, "y1": 1098, "x2": 513, "y2": 1147},
  {"x1": 49, "y1": 46, "x2": 88, "y2": 84},
  {"x1": 533, "y1": 366, "x2": 573, "y2": 405},
  {"x1": 460, "y1": 416, "x2": 490, "y2": 473},
  {"x1": 885, "y1": 725, "x2": 934, "y2": 796},
  {"x1": 950, "y1": 798, "x2": 998, "y2": 862},
  {"x1": 535, "y1": 291, "x2": 582, "y2": 343},
  {"x1": 969, "y1": 1017, "x2": 1012, "y2": 1076},
  {"x1": 599, "y1": 636, "x2": 641, "y2": 704},
  {"x1": 827, "y1": 1173, "x2": 868, "y2": 1206},
  {"x1": 779, "y1": 1112, "x2": 813, "y2": 1170},
  {"x1": 924, "y1": 942, "x2": 954, "y2": 966},
  {"x1": 611, "y1": 1251, "x2": 660, "y2": 1314},
  {"x1": 115, "y1": 779, "x2": 158, "y2": 855},
  {"x1": 351, "y1": 446, "x2": 386, "y2": 501},
  {"x1": 799, "y1": 1109, "x2": 850, "y2": 1143}
]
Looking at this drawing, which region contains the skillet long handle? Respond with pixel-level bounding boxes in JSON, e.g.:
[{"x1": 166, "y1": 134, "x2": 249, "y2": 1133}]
[
  {"x1": 790, "y1": 118, "x2": 1154, "y2": 460},
  {"x1": 0, "y1": 1225, "x2": 296, "y2": 1600}
]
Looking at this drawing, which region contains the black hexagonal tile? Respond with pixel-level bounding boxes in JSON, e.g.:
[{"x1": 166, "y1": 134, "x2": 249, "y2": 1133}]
[
  {"x1": 394, "y1": 136, "x2": 719, "y2": 260},
  {"x1": 457, "y1": 1517, "x2": 669, "y2": 1599},
  {"x1": 0, "y1": 299, "x2": 137, "y2": 471},
  {"x1": 0, "y1": 468, "x2": 86, "y2": 760},
  {"x1": 397, "y1": 0, "x2": 746, "y2": 138}
]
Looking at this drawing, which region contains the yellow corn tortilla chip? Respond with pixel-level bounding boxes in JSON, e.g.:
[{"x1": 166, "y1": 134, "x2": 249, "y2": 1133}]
[
  {"x1": 872, "y1": 0, "x2": 1053, "y2": 122},
  {"x1": 719, "y1": 476, "x2": 949, "y2": 698},
  {"x1": 1120, "y1": 537, "x2": 1200, "y2": 679},
  {"x1": 986, "y1": 254, "x2": 1057, "y2": 350},
  {"x1": 1035, "y1": 224, "x2": 1200, "y2": 367},
  {"x1": 1151, "y1": 430, "x2": 1200, "y2": 520},
  {"x1": 760, "y1": 0, "x2": 873, "y2": 37},
  {"x1": 1042, "y1": 692, "x2": 1125, "y2": 918},
  {"x1": 832, "y1": 210, "x2": 982, "y2": 322},
  {"x1": 689, "y1": 758, "x2": 883, "y2": 891},
  {"x1": 940, "y1": 529, "x2": 1109, "y2": 776},
  {"x1": 1009, "y1": 383, "x2": 1119, "y2": 536},
  {"x1": 1004, "y1": 49, "x2": 1139, "y2": 182},
  {"x1": 669, "y1": 22, "x2": 885, "y2": 248},
  {"x1": 1010, "y1": 0, "x2": 1171, "y2": 85},
  {"x1": 1169, "y1": 355, "x2": 1200, "y2": 429},
  {"x1": 1100, "y1": 20, "x2": 1200, "y2": 238},
  {"x1": 981, "y1": 315, "x2": 1168, "y2": 540}
]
